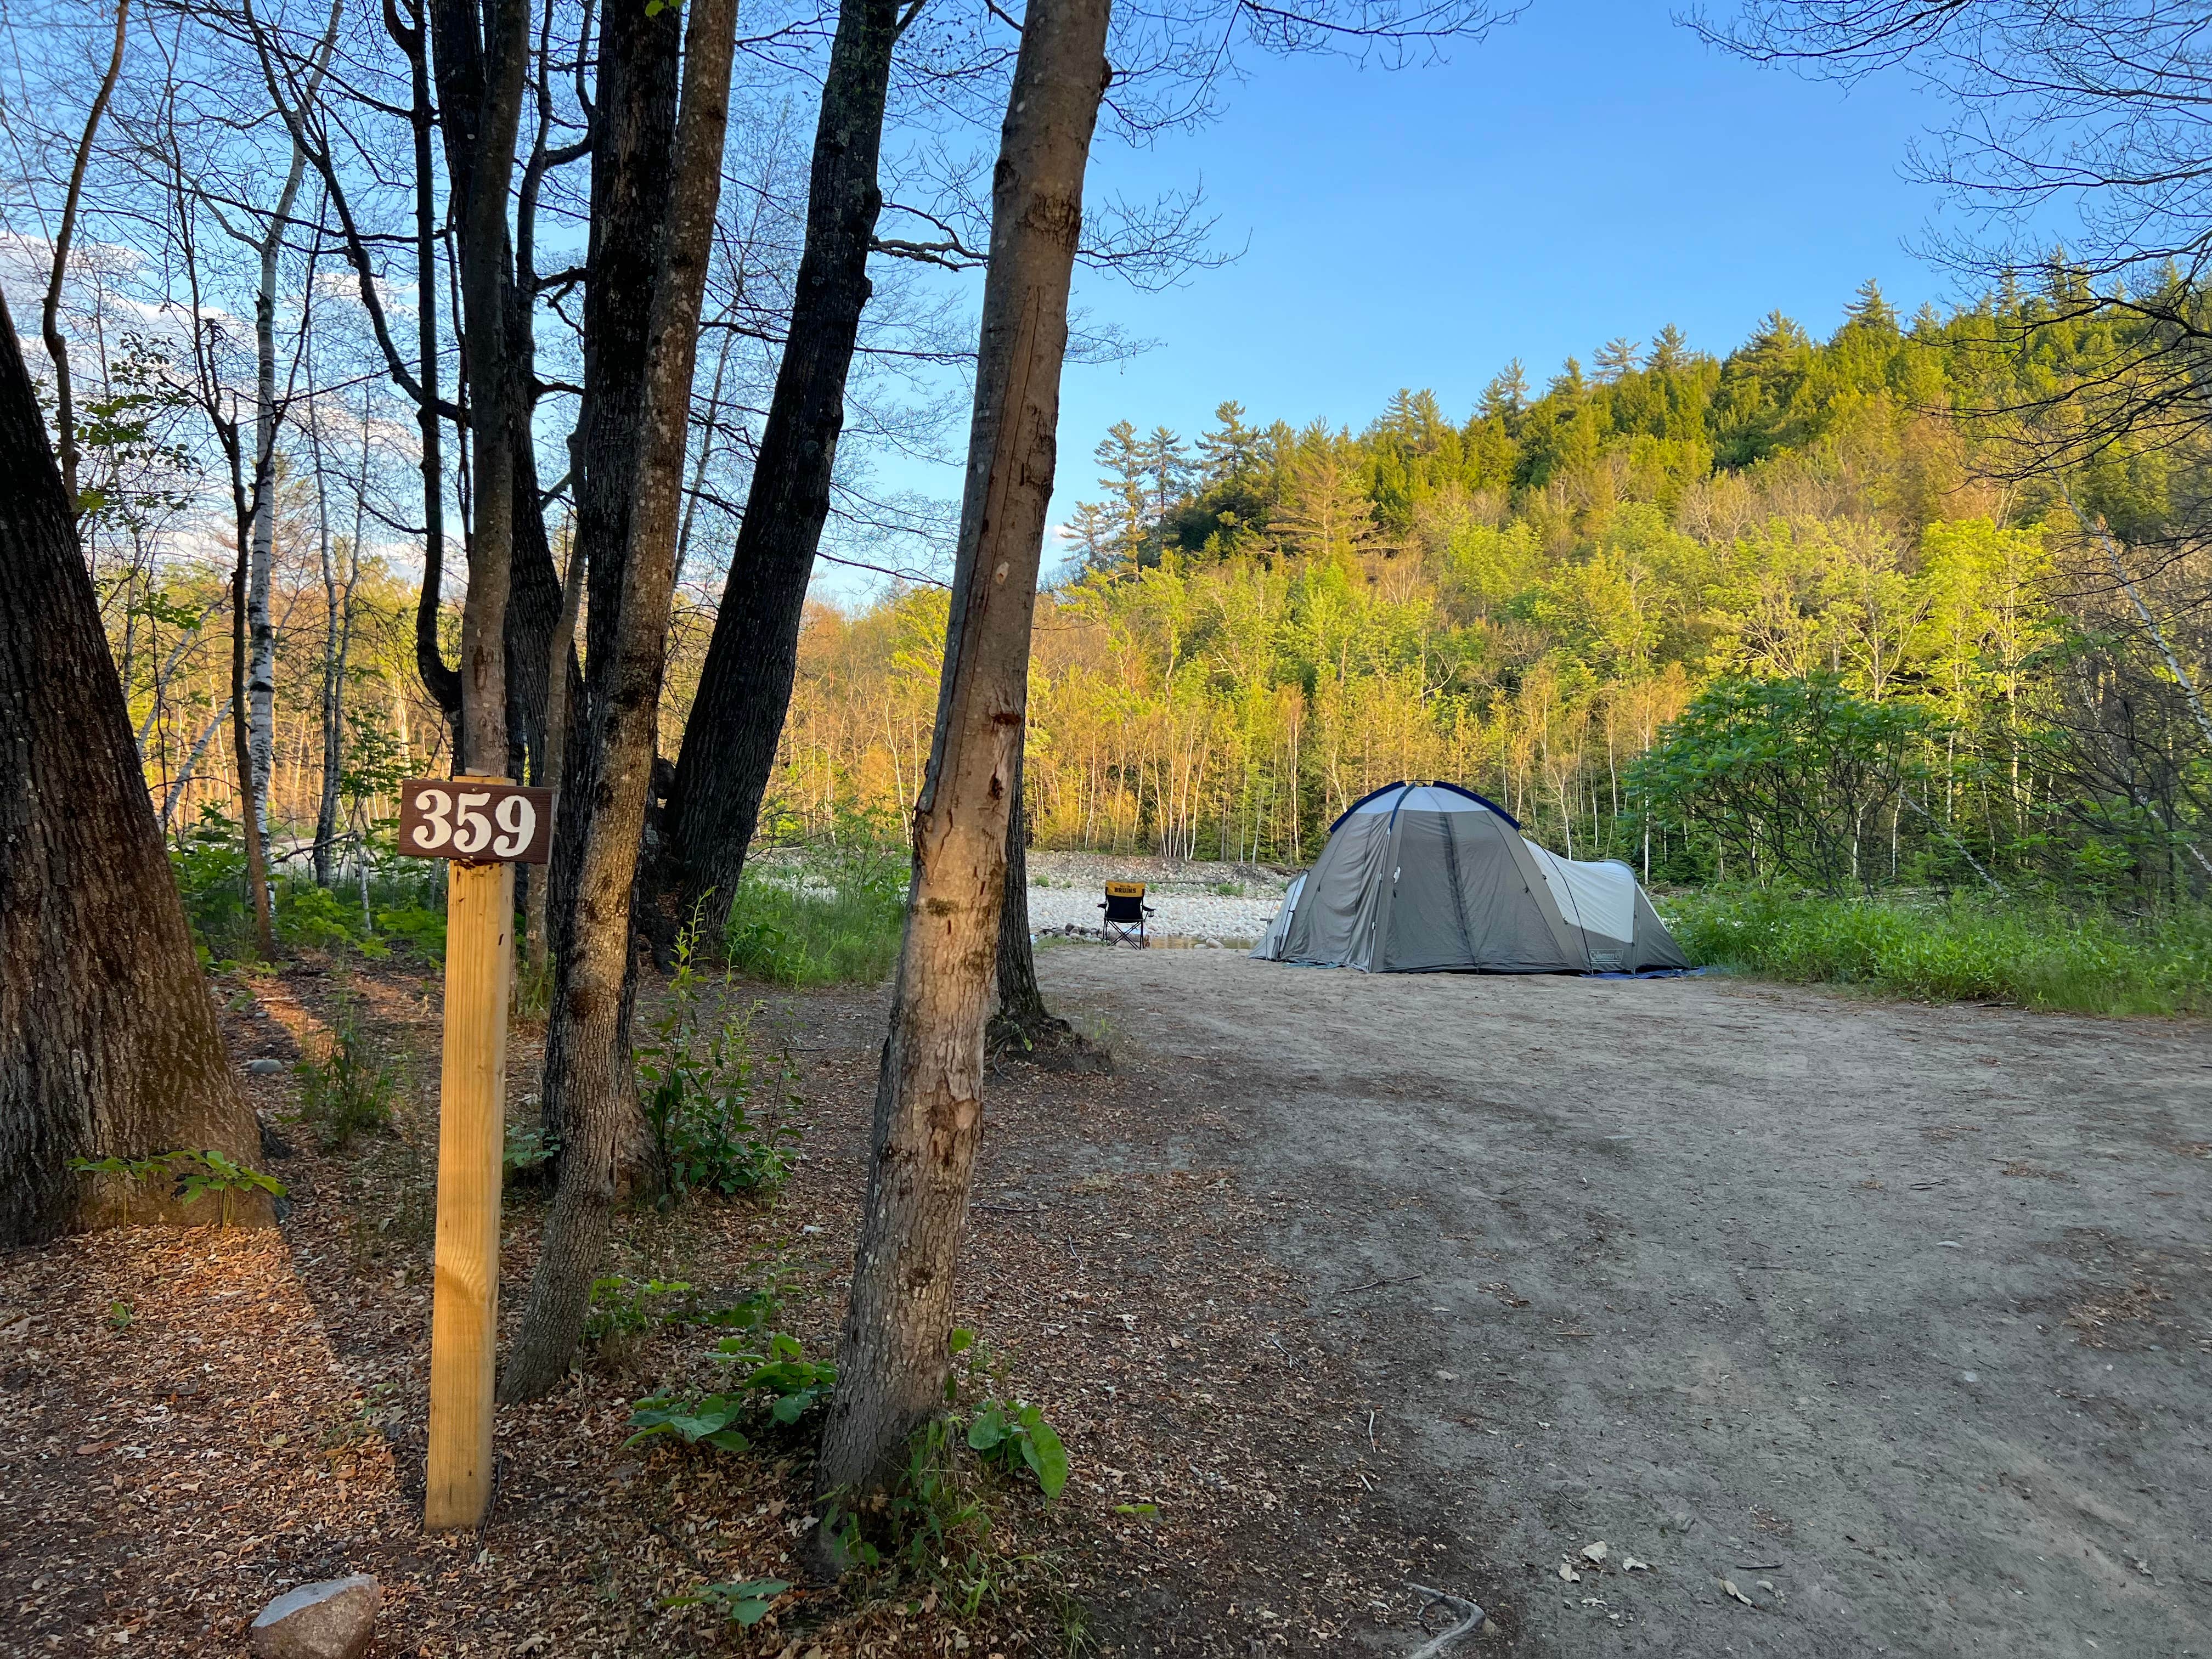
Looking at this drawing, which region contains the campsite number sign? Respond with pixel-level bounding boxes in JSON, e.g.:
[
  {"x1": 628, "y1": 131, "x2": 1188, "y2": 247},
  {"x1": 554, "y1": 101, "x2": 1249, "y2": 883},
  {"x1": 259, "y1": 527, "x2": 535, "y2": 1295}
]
[
  {"x1": 396, "y1": 774, "x2": 545, "y2": 1532},
  {"x1": 397, "y1": 778, "x2": 553, "y2": 864}
]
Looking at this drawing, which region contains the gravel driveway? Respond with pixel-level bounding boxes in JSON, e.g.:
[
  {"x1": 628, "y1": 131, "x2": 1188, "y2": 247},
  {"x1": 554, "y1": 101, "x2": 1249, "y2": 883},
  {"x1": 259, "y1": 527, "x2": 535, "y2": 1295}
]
[{"x1": 1035, "y1": 948, "x2": 2212, "y2": 1657}]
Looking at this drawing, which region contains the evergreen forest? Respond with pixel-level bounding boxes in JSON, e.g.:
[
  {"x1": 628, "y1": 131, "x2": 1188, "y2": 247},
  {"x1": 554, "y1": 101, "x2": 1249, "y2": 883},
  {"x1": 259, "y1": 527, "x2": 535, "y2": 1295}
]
[{"x1": 772, "y1": 279, "x2": 2212, "y2": 900}]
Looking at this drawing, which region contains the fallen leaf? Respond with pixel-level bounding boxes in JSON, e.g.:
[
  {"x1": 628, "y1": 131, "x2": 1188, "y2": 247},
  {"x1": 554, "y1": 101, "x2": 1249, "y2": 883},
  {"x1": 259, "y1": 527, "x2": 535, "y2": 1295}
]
[
  {"x1": 1558, "y1": 1562, "x2": 1580, "y2": 1583},
  {"x1": 1623, "y1": 1556, "x2": 1650, "y2": 1572},
  {"x1": 1722, "y1": 1578, "x2": 1755, "y2": 1606},
  {"x1": 1581, "y1": 1541, "x2": 1609, "y2": 1563},
  {"x1": 75, "y1": 1441, "x2": 117, "y2": 1456}
]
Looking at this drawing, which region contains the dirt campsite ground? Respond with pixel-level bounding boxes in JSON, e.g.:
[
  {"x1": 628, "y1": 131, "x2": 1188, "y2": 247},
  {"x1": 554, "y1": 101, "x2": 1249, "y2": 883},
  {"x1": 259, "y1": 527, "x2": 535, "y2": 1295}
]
[
  {"x1": 2, "y1": 929, "x2": 2207, "y2": 1658},
  {"x1": 1034, "y1": 943, "x2": 2212, "y2": 1658}
]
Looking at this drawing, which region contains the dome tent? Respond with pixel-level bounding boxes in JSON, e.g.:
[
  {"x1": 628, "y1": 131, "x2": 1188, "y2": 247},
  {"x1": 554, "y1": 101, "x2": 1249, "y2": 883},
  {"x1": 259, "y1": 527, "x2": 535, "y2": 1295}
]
[{"x1": 1251, "y1": 781, "x2": 1688, "y2": 974}]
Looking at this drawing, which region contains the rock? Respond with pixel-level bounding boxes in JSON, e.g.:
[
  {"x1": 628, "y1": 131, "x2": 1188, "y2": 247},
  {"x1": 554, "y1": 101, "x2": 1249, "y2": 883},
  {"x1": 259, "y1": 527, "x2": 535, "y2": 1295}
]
[
  {"x1": 244, "y1": 1058, "x2": 289, "y2": 1076},
  {"x1": 249, "y1": 1575, "x2": 380, "y2": 1659}
]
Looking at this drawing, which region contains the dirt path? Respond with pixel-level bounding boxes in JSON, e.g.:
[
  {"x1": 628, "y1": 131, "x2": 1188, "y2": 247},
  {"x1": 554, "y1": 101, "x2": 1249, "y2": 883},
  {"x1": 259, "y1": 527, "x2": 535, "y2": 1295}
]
[{"x1": 1035, "y1": 945, "x2": 2212, "y2": 1657}]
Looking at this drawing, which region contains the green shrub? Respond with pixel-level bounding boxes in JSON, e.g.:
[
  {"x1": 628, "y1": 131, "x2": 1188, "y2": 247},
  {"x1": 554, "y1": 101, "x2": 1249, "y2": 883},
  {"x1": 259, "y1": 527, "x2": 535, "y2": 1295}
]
[
  {"x1": 664, "y1": 1579, "x2": 789, "y2": 1627},
  {"x1": 625, "y1": 1331, "x2": 837, "y2": 1454},
  {"x1": 585, "y1": 1276, "x2": 695, "y2": 1341},
  {"x1": 168, "y1": 806, "x2": 447, "y2": 963},
  {"x1": 173, "y1": 808, "x2": 255, "y2": 960},
  {"x1": 293, "y1": 993, "x2": 397, "y2": 1150},
  {"x1": 502, "y1": 1119, "x2": 558, "y2": 1184},
  {"x1": 637, "y1": 930, "x2": 800, "y2": 1204},
  {"x1": 964, "y1": 1398, "x2": 1069, "y2": 1499},
  {"x1": 1665, "y1": 889, "x2": 2212, "y2": 1016}
]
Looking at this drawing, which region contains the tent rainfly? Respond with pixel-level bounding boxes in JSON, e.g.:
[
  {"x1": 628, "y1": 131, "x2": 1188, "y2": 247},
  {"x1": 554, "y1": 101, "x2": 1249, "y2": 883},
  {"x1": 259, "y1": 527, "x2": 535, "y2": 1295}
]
[{"x1": 1251, "y1": 780, "x2": 1689, "y2": 974}]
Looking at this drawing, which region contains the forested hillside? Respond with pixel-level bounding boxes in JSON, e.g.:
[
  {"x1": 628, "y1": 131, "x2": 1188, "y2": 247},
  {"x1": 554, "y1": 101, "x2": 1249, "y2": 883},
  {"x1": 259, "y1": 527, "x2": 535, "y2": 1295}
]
[
  {"x1": 105, "y1": 277, "x2": 2208, "y2": 903},
  {"x1": 771, "y1": 280, "x2": 2211, "y2": 898}
]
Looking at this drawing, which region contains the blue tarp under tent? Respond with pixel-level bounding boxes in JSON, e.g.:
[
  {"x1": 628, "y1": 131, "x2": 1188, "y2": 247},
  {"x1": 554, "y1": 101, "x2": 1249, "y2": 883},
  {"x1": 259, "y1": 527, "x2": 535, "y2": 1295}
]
[{"x1": 1250, "y1": 780, "x2": 1689, "y2": 974}]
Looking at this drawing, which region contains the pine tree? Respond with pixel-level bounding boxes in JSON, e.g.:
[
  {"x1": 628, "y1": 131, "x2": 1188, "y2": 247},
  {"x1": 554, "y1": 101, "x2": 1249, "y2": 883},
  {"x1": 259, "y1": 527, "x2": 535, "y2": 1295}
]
[
  {"x1": 1594, "y1": 337, "x2": 1641, "y2": 382},
  {"x1": 1197, "y1": 400, "x2": 1260, "y2": 487},
  {"x1": 1648, "y1": 324, "x2": 1689, "y2": 374},
  {"x1": 1847, "y1": 276, "x2": 1897, "y2": 333},
  {"x1": 1140, "y1": 425, "x2": 1189, "y2": 519},
  {"x1": 1479, "y1": 359, "x2": 1529, "y2": 419},
  {"x1": 1092, "y1": 419, "x2": 1147, "y2": 566}
]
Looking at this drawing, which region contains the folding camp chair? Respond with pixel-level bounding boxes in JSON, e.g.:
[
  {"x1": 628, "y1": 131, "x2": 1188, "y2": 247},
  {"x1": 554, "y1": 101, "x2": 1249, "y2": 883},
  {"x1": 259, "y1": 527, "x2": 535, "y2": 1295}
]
[{"x1": 1098, "y1": 881, "x2": 1154, "y2": 947}]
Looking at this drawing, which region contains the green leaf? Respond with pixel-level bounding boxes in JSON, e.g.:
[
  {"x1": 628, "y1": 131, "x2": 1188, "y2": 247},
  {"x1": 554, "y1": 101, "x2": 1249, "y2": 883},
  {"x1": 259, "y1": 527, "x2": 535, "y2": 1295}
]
[
  {"x1": 949, "y1": 1325, "x2": 975, "y2": 1354},
  {"x1": 1024, "y1": 1415, "x2": 1068, "y2": 1498}
]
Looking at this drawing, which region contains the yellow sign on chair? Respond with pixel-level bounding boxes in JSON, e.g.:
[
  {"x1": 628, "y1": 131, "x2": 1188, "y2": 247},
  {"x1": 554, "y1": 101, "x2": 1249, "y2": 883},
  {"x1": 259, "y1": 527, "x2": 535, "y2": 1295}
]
[{"x1": 1105, "y1": 881, "x2": 1146, "y2": 898}]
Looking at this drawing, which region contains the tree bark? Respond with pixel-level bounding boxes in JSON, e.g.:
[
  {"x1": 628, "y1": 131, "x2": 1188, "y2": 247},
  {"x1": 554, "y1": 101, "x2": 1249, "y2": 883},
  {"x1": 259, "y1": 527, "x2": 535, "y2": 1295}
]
[
  {"x1": 653, "y1": 0, "x2": 904, "y2": 944},
  {"x1": 525, "y1": 527, "x2": 583, "y2": 966},
  {"x1": 543, "y1": 0, "x2": 679, "y2": 979},
  {"x1": 383, "y1": 0, "x2": 464, "y2": 723},
  {"x1": 0, "y1": 294, "x2": 264, "y2": 1244},
  {"x1": 228, "y1": 510, "x2": 279, "y2": 960},
  {"x1": 500, "y1": 0, "x2": 741, "y2": 1402},
  {"x1": 522, "y1": 0, "x2": 681, "y2": 1225},
  {"x1": 313, "y1": 390, "x2": 368, "y2": 887},
  {"x1": 247, "y1": 115, "x2": 317, "y2": 843},
  {"x1": 986, "y1": 748, "x2": 1101, "y2": 1067},
  {"x1": 429, "y1": 0, "x2": 532, "y2": 770},
  {"x1": 812, "y1": 0, "x2": 1111, "y2": 1504}
]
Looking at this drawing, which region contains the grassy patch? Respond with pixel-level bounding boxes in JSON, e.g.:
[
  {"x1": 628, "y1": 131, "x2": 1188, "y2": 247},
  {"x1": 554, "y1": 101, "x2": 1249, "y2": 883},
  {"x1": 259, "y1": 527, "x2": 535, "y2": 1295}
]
[
  {"x1": 1663, "y1": 888, "x2": 2212, "y2": 1017},
  {"x1": 722, "y1": 839, "x2": 907, "y2": 986}
]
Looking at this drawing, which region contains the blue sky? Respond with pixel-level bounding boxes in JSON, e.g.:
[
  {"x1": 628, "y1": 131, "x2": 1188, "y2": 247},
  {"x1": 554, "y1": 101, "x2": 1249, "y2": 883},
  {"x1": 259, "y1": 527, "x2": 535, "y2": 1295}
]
[{"x1": 839, "y1": 2, "x2": 1956, "y2": 595}]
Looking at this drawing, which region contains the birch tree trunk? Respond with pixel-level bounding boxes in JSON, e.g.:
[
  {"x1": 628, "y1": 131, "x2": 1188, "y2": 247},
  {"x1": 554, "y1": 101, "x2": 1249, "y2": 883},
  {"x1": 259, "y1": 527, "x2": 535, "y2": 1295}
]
[
  {"x1": 245, "y1": 0, "x2": 339, "y2": 840},
  {"x1": 0, "y1": 294, "x2": 264, "y2": 1243},
  {"x1": 813, "y1": 0, "x2": 1112, "y2": 1503},
  {"x1": 500, "y1": 0, "x2": 741, "y2": 1400},
  {"x1": 246, "y1": 139, "x2": 312, "y2": 843}
]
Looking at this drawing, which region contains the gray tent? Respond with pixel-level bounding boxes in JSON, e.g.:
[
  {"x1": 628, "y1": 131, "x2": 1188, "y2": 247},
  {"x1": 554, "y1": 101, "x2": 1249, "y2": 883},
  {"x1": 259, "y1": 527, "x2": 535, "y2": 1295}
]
[{"x1": 1251, "y1": 780, "x2": 1688, "y2": 974}]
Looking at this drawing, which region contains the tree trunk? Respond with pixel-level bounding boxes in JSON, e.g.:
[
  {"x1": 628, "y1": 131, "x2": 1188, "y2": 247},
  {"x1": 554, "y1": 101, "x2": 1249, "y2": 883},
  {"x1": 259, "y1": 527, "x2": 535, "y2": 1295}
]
[
  {"x1": 40, "y1": 0, "x2": 129, "y2": 508},
  {"x1": 500, "y1": 0, "x2": 740, "y2": 1402},
  {"x1": 314, "y1": 392, "x2": 368, "y2": 887},
  {"x1": 526, "y1": 528, "x2": 584, "y2": 966},
  {"x1": 0, "y1": 294, "x2": 265, "y2": 1244},
  {"x1": 812, "y1": 0, "x2": 1111, "y2": 1505},
  {"x1": 986, "y1": 749, "x2": 1102, "y2": 1068},
  {"x1": 386, "y1": 0, "x2": 463, "y2": 724},
  {"x1": 653, "y1": 0, "x2": 904, "y2": 944},
  {"x1": 544, "y1": 0, "x2": 679, "y2": 978},
  {"x1": 429, "y1": 0, "x2": 532, "y2": 770},
  {"x1": 529, "y1": 0, "x2": 681, "y2": 1212},
  {"x1": 247, "y1": 138, "x2": 310, "y2": 844},
  {"x1": 229, "y1": 519, "x2": 278, "y2": 959}
]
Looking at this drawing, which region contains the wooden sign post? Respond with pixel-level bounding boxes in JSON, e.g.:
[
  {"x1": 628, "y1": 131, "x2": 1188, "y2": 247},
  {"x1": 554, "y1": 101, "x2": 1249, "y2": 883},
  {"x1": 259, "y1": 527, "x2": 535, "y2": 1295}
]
[{"x1": 396, "y1": 775, "x2": 551, "y2": 1531}]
